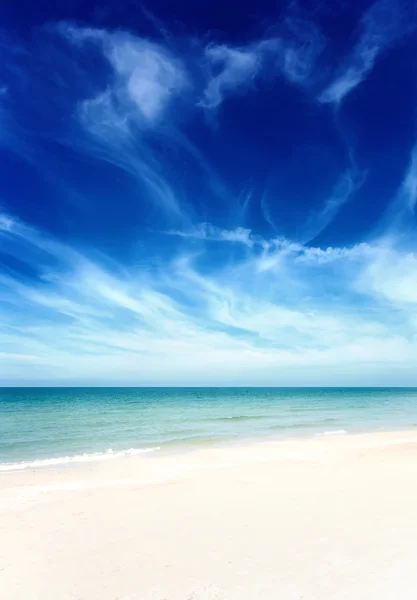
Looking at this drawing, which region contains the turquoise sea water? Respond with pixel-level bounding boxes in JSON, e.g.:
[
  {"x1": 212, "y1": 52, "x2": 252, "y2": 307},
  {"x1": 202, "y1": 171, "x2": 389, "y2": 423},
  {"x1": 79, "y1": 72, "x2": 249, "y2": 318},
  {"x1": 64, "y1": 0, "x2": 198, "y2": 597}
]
[{"x1": 1, "y1": 387, "x2": 417, "y2": 469}]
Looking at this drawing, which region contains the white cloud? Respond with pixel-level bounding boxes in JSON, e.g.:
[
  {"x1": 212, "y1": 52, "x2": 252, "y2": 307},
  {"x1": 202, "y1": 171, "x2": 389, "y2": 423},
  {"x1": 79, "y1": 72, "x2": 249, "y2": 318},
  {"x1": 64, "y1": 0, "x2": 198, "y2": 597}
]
[
  {"x1": 199, "y1": 22, "x2": 324, "y2": 110},
  {"x1": 319, "y1": 48, "x2": 379, "y2": 105},
  {"x1": 0, "y1": 213, "x2": 15, "y2": 232},
  {"x1": 376, "y1": 143, "x2": 417, "y2": 234},
  {"x1": 2, "y1": 209, "x2": 417, "y2": 385},
  {"x1": 297, "y1": 243, "x2": 371, "y2": 264},
  {"x1": 70, "y1": 26, "x2": 188, "y2": 136},
  {"x1": 80, "y1": 29, "x2": 188, "y2": 127},
  {"x1": 359, "y1": 244, "x2": 417, "y2": 305},
  {"x1": 167, "y1": 223, "x2": 371, "y2": 264},
  {"x1": 278, "y1": 17, "x2": 325, "y2": 86},
  {"x1": 402, "y1": 147, "x2": 417, "y2": 212},
  {"x1": 59, "y1": 25, "x2": 190, "y2": 218},
  {"x1": 167, "y1": 224, "x2": 256, "y2": 247},
  {"x1": 200, "y1": 44, "x2": 261, "y2": 109},
  {"x1": 319, "y1": 0, "x2": 414, "y2": 105},
  {"x1": 301, "y1": 167, "x2": 366, "y2": 243}
]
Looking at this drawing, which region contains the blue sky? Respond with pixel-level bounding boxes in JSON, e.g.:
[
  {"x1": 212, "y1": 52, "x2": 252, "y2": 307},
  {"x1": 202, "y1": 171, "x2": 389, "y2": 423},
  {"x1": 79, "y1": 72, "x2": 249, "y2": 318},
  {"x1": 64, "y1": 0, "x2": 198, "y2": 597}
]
[{"x1": 1, "y1": 0, "x2": 417, "y2": 385}]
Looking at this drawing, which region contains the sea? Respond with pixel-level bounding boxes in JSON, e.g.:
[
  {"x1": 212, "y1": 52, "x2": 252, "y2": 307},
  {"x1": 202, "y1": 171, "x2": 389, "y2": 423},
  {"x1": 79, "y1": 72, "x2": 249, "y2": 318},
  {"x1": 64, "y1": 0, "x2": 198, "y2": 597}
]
[{"x1": 1, "y1": 387, "x2": 417, "y2": 471}]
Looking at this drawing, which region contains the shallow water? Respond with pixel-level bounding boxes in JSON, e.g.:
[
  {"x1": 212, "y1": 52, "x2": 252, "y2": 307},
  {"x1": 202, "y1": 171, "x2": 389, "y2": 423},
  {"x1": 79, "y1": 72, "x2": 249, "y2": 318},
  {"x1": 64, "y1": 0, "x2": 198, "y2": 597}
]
[{"x1": 1, "y1": 387, "x2": 417, "y2": 469}]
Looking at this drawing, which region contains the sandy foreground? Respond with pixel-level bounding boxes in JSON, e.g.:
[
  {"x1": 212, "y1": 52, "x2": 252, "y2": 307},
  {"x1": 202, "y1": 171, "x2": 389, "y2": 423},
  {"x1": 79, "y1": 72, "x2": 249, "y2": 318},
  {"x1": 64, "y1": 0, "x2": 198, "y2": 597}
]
[{"x1": 2, "y1": 431, "x2": 417, "y2": 599}]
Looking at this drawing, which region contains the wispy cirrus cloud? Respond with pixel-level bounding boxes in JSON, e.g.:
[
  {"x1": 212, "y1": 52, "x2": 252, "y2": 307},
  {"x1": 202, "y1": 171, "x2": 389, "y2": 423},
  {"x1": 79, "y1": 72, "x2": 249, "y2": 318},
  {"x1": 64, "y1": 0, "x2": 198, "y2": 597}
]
[
  {"x1": 200, "y1": 44, "x2": 263, "y2": 109},
  {"x1": 375, "y1": 143, "x2": 417, "y2": 236},
  {"x1": 0, "y1": 25, "x2": 194, "y2": 221},
  {"x1": 2, "y1": 202, "x2": 417, "y2": 385},
  {"x1": 0, "y1": 214, "x2": 15, "y2": 232},
  {"x1": 59, "y1": 25, "x2": 191, "y2": 219},
  {"x1": 402, "y1": 146, "x2": 417, "y2": 213},
  {"x1": 166, "y1": 223, "x2": 257, "y2": 247},
  {"x1": 276, "y1": 15, "x2": 325, "y2": 86},
  {"x1": 2, "y1": 3, "x2": 417, "y2": 385},
  {"x1": 0, "y1": 13, "x2": 335, "y2": 228},
  {"x1": 301, "y1": 166, "x2": 366, "y2": 243},
  {"x1": 199, "y1": 16, "x2": 325, "y2": 110},
  {"x1": 167, "y1": 223, "x2": 372, "y2": 266},
  {"x1": 64, "y1": 25, "x2": 189, "y2": 128},
  {"x1": 58, "y1": 24, "x2": 239, "y2": 219},
  {"x1": 319, "y1": 0, "x2": 416, "y2": 105},
  {"x1": 359, "y1": 242, "x2": 417, "y2": 305}
]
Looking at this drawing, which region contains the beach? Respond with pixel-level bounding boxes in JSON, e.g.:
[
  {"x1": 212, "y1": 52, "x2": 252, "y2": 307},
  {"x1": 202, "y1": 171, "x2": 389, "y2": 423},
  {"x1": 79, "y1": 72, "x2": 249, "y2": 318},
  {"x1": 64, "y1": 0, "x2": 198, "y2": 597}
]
[{"x1": 2, "y1": 430, "x2": 417, "y2": 599}]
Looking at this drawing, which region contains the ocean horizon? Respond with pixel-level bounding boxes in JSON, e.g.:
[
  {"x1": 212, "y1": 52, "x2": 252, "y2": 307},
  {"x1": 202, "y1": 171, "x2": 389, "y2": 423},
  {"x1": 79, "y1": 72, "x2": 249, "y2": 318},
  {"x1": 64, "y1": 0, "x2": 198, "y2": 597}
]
[{"x1": 2, "y1": 386, "x2": 417, "y2": 471}]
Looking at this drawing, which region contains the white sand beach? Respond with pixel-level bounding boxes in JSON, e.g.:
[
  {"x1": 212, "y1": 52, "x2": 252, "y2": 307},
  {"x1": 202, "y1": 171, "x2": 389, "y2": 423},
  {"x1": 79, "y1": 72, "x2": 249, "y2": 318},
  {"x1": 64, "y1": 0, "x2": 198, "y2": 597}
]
[{"x1": 2, "y1": 430, "x2": 417, "y2": 599}]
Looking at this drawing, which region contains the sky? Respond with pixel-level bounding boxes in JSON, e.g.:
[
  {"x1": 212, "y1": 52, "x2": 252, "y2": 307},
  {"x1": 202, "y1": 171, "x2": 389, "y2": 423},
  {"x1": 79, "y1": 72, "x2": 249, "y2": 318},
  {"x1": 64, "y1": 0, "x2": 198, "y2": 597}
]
[{"x1": 1, "y1": 0, "x2": 417, "y2": 386}]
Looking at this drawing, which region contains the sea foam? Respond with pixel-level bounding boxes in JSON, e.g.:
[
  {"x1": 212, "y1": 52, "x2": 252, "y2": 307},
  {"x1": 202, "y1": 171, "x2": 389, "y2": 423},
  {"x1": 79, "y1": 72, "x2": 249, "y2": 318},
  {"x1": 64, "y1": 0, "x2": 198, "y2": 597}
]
[{"x1": 0, "y1": 446, "x2": 160, "y2": 472}]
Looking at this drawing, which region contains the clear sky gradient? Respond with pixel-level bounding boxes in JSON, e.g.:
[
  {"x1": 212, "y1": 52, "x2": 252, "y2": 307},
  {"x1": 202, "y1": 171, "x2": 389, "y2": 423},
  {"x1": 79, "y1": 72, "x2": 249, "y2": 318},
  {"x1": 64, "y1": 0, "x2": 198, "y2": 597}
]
[{"x1": 1, "y1": 0, "x2": 417, "y2": 385}]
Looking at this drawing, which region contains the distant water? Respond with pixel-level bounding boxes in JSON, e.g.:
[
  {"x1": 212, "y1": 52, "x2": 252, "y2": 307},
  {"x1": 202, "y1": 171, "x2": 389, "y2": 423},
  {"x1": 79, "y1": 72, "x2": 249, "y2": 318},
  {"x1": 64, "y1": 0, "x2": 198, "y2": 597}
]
[{"x1": 1, "y1": 387, "x2": 417, "y2": 470}]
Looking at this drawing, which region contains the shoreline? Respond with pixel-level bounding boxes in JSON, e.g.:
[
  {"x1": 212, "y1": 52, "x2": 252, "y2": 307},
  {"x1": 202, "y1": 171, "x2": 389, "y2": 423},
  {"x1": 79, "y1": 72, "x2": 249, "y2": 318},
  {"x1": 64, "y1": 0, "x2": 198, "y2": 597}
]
[
  {"x1": 2, "y1": 428, "x2": 417, "y2": 487},
  {"x1": 2, "y1": 422, "x2": 417, "y2": 473}
]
